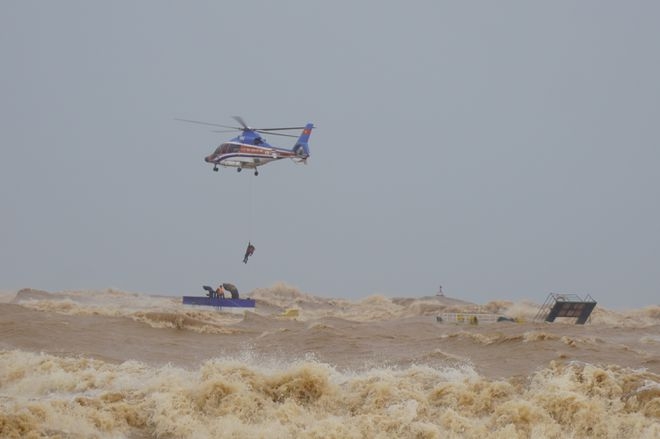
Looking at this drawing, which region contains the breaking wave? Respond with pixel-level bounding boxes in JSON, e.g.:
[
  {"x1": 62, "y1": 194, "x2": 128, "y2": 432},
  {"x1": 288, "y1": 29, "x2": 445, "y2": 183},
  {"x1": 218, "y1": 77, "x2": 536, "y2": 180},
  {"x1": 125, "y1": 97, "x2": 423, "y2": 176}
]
[
  {"x1": 2, "y1": 286, "x2": 660, "y2": 438},
  {"x1": 1, "y1": 350, "x2": 658, "y2": 438}
]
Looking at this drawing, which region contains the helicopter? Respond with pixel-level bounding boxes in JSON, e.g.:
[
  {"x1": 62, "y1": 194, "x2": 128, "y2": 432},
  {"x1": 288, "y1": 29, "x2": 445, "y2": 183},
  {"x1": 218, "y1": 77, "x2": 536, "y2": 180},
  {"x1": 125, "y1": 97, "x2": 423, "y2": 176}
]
[{"x1": 176, "y1": 116, "x2": 314, "y2": 175}]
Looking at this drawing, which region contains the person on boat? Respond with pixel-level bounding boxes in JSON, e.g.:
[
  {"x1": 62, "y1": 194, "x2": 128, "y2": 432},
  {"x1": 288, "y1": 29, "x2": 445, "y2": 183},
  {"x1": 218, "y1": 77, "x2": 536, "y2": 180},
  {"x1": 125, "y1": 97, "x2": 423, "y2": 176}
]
[
  {"x1": 215, "y1": 285, "x2": 225, "y2": 299},
  {"x1": 243, "y1": 242, "x2": 255, "y2": 264}
]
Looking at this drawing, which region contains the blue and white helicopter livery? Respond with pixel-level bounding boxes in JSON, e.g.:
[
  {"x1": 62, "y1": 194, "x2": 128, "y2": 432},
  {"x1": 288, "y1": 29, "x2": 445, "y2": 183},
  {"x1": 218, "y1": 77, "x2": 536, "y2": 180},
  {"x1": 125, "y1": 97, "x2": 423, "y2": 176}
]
[{"x1": 177, "y1": 116, "x2": 314, "y2": 175}]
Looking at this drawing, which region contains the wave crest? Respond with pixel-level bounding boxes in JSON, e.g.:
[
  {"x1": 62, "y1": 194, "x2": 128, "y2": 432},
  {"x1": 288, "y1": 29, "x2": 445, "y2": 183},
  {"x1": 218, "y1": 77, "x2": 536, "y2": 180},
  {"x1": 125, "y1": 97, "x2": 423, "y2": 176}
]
[{"x1": 2, "y1": 351, "x2": 658, "y2": 438}]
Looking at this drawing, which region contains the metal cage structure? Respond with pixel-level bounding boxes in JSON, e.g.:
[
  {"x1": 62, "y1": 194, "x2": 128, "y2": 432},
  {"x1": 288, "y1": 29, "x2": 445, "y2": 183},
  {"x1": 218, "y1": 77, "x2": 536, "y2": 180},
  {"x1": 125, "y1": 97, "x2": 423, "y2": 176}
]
[{"x1": 534, "y1": 293, "x2": 597, "y2": 325}]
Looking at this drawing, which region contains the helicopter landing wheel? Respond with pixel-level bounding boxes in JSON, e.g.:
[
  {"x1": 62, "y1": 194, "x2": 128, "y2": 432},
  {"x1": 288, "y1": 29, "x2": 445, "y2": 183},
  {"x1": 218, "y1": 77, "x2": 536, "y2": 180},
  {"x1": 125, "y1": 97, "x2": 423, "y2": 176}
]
[
  {"x1": 237, "y1": 168, "x2": 242, "y2": 173},
  {"x1": 213, "y1": 166, "x2": 218, "y2": 172}
]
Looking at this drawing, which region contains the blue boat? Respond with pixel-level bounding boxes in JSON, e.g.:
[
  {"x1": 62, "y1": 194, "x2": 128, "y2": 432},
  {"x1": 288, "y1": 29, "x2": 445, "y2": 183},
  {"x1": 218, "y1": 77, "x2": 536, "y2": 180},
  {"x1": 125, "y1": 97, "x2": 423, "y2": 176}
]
[{"x1": 182, "y1": 296, "x2": 256, "y2": 312}]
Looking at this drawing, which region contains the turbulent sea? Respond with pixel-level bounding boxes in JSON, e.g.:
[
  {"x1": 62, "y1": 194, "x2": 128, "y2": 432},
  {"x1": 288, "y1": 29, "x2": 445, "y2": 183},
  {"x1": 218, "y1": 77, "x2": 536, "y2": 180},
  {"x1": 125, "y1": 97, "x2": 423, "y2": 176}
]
[{"x1": 1, "y1": 285, "x2": 659, "y2": 438}]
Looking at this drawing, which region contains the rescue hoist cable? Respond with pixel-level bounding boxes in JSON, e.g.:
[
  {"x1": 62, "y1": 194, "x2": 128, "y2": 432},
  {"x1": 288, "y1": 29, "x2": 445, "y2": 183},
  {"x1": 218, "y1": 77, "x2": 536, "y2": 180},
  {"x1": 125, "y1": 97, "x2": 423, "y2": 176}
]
[{"x1": 249, "y1": 173, "x2": 255, "y2": 243}]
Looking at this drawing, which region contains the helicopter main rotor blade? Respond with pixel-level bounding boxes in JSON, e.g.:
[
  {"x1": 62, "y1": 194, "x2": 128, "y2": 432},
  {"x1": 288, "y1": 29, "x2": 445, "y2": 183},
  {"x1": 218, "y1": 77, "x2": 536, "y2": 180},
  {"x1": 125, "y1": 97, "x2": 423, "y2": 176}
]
[
  {"x1": 232, "y1": 116, "x2": 250, "y2": 130},
  {"x1": 255, "y1": 130, "x2": 298, "y2": 138},
  {"x1": 232, "y1": 116, "x2": 306, "y2": 131},
  {"x1": 175, "y1": 118, "x2": 241, "y2": 130},
  {"x1": 257, "y1": 126, "x2": 307, "y2": 131},
  {"x1": 179, "y1": 116, "x2": 310, "y2": 137}
]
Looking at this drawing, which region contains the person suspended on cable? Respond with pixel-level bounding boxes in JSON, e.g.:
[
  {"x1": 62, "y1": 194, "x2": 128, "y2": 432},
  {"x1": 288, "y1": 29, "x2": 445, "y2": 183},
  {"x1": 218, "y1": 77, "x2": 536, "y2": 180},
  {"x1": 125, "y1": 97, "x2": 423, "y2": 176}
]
[{"x1": 243, "y1": 242, "x2": 255, "y2": 263}]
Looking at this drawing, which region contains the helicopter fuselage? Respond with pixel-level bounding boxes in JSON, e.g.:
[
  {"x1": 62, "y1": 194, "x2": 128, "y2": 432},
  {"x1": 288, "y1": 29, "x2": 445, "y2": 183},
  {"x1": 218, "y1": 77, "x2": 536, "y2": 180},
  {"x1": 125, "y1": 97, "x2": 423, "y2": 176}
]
[{"x1": 205, "y1": 141, "x2": 306, "y2": 170}]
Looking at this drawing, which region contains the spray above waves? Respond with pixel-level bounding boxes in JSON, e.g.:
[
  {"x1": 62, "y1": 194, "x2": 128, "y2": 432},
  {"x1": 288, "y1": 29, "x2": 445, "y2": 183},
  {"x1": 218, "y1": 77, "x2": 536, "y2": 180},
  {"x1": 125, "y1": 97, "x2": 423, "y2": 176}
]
[
  {"x1": 9, "y1": 285, "x2": 660, "y2": 328},
  {"x1": 10, "y1": 288, "x2": 242, "y2": 333}
]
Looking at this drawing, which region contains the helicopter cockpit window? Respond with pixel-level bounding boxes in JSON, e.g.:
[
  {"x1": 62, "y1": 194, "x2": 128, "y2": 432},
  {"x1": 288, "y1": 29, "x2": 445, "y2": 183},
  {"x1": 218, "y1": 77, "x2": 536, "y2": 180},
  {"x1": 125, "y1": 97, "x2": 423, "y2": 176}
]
[
  {"x1": 215, "y1": 143, "x2": 241, "y2": 154},
  {"x1": 216, "y1": 143, "x2": 233, "y2": 154}
]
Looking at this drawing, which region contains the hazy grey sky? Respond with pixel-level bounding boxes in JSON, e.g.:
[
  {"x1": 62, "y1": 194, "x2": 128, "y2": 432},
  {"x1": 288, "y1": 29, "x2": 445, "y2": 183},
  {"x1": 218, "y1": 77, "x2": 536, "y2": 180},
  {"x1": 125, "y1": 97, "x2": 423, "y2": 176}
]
[{"x1": 2, "y1": 1, "x2": 659, "y2": 308}]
